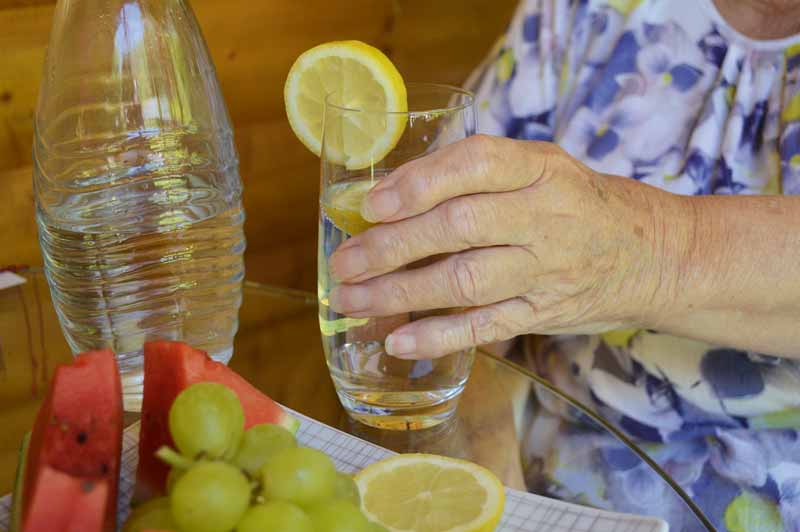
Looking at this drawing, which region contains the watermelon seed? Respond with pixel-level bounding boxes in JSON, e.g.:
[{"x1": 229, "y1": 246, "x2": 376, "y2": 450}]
[
  {"x1": 81, "y1": 480, "x2": 95, "y2": 493},
  {"x1": 101, "y1": 463, "x2": 110, "y2": 475},
  {"x1": 76, "y1": 431, "x2": 87, "y2": 444}
]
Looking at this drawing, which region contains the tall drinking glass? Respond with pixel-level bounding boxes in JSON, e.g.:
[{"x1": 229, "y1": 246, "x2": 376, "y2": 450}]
[{"x1": 319, "y1": 83, "x2": 476, "y2": 430}]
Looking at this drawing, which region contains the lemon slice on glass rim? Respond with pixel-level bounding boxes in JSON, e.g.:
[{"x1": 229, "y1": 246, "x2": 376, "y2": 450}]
[
  {"x1": 355, "y1": 454, "x2": 506, "y2": 532},
  {"x1": 284, "y1": 40, "x2": 407, "y2": 170}
]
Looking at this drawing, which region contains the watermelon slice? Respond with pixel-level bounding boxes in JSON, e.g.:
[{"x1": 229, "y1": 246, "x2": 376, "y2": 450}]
[
  {"x1": 135, "y1": 341, "x2": 299, "y2": 500},
  {"x1": 22, "y1": 466, "x2": 109, "y2": 532},
  {"x1": 19, "y1": 349, "x2": 122, "y2": 532}
]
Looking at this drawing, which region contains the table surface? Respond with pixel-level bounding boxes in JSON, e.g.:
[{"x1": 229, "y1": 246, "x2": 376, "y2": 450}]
[{"x1": 0, "y1": 270, "x2": 712, "y2": 530}]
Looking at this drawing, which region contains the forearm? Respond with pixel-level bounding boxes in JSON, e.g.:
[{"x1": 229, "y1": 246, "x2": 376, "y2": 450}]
[{"x1": 644, "y1": 192, "x2": 800, "y2": 357}]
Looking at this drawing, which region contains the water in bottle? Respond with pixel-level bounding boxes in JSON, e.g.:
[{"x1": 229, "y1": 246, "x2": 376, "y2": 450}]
[{"x1": 33, "y1": 0, "x2": 244, "y2": 411}]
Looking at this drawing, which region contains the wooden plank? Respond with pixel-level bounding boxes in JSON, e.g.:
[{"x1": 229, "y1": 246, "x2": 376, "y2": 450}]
[
  {"x1": 0, "y1": 165, "x2": 39, "y2": 267},
  {"x1": 236, "y1": 119, "x2": 320, "y2": 260},
  {"x1": 0, "y1": 0, "x2": 53, "y2": 9},
  {"x1": 191, "y1": 0, "x2": 393, "y2": 126},
  {"x1": 0, "y1": 3, "x2": 52, "y2": 170},
  {"x1": 390, "y1": 0, "x2": 516, "y2": 85}
]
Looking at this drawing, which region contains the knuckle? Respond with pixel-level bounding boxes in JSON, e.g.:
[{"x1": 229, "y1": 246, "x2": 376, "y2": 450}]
[
  {"x1": 449, "y1": 256, "x2": 484, "y2": 306},
  {"x1": 545, "y1": 143, "x2": 582, "y2": 176},
  {"x1": 463, "y1": 134, "x2": 497, "y2": 177},
  {"x1": 439, "y1": 326, "x2": 466, "y2": 352},
  {"x1": 527, "y1": 141, "x2": 566, "y2": 180},
  {"x1": 444, "y1": 198, "x2": 482, "y2": 244},
  {"x1": 539, "y1": 140, "x2": 565, "y2": 157},
  {"x1": 367, "y1": 226, "x2": 407, "y2": 268},
  {"x1": 468, "y1": 308, "x2": 499, "y2": 345},
  {"x1": 408, "y1": 171, "x2": 435, "y2": 200},
  {"x1": 467, "y1": 134, "x2": 495, "y2": 158},
  {"x1": 385, "y1": 278, "x2": 412, "y2": 307}
]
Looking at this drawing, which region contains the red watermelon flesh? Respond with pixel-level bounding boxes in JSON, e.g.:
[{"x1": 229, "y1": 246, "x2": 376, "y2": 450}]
[
  {"x1": 22, "y1": 349, "x2": 122, "y2": 532},
  {"x1": 135, "y1": 341, "x2": 299, "y2": 500},
  {"x1": 23, "y1": 466, "x2": 109, "y2": 532}
]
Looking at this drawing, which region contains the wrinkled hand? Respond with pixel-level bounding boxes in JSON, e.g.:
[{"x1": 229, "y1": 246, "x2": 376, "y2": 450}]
[{"x1": 329, "y1": 135, "x2": 684, "y2": 359}]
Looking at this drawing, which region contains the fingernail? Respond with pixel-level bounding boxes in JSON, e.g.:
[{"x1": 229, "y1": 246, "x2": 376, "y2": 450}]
[
  {"x1": 386, "y1": 333, "x2": 416, "y2": 357},
  {"x1": 330, "y1": 244, "x2": 368, "y2": 282},
  {"x1": 329, "y1": 285, "x2": 370, "y2": 314},
  {"x1": 362, "y1": 188, "x2": 400, "y2": 222}
]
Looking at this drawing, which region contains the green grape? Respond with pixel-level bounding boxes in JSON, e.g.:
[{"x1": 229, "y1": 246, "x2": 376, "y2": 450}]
[
  {"x1": 168, "y1": 382, "x2": 245, "y2": 460},
  {"x1": 236, "y1": 501, "x2": 314, "y2": 532},
  {"x1": 307, "y1": 500, "x2": 372, "y2": 532},
  {"x1": 233, "y1": 423, "x2": 297, "y2": 475},
  {"x1": 368, "y1": 522, "x2": 391, "y2": 532},
  {"x1": 166, "y1": 467, "x2": 186, "y2": 494},
  {"x1": 333, "y1": 471, "x2": 361, "y2": 506},
  {"x1": 122, "y1": 497, "x2": 176, "y2": 532},
  {"x1": 170, "y1": 461, "x2": 251, "y2": 532},
  {"x1": 262, "y1": 447, "x2": 337, "y2": 507}
]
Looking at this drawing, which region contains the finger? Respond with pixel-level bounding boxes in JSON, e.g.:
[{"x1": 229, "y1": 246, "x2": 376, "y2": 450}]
[
  {"x1": 361, "y1": 134, "x2": 556, "y2": 222},
  {"x1": 345, "y1": 314, "x2": 415, "y2": 380},
  {"x1": 345, "y1": 313, "x2": 410, "y2": 345},
  {"x1": 330, "y1": 190, "x2": 531, "y2": 283},
  {"x1": 385, "y1": 297, "x2": 537, "y2": 359},
  {"x1": 329, "y1": 246, "x2": 537, "y2": 317}
]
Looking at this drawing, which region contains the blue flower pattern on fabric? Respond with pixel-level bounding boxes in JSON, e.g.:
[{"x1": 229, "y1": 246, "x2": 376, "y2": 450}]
[
  {"x1": 697, "y1": 29, "x2": 729, "y2": 67},
  {"x1": 669, "y1": 64, "x2": 703, "y2": 92},
  {"x1": 682, "y1": 149, "x2": 715, "y2": 194},
  {"x1": 700, "y1": 349, "x2": 766, "y2": 400},
  {"x1": 585, "y1": 31, "x2": 641, "y2": 112},
  {"x1": 522, "y1": 14, "x2": 540, "y2": 42},
  {"x1": 471, "y1": 0, "x2": 800, "y2": 529}
]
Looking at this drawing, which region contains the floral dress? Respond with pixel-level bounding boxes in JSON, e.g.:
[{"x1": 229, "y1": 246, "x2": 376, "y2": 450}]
[{"x1": 471, "y1": 0, "x2": 800, "y2": 530}]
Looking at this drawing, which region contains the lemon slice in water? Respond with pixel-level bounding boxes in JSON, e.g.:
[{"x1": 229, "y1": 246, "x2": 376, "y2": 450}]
[
  {"x1": 322, "y1": 180, "x2": 376, "y2": 236},
  {"x1": 284, "y1": 40, "x2": 408, "y2": 170}
]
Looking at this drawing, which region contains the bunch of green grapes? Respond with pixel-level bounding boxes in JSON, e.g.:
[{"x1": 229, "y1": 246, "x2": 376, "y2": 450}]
[{"x1": 123, "y1": 382, "x2": 389, "y2": 532}]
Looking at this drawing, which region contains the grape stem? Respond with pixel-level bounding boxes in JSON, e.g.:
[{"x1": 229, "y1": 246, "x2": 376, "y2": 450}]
[{"x1": 155, "y1": 446, "x2": 194, "y2": 470}]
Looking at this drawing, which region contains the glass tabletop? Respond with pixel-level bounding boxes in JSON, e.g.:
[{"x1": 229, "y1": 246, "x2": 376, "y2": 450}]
[{"x1": 0, "y1": 271, "x2": 713, "y2": 531}]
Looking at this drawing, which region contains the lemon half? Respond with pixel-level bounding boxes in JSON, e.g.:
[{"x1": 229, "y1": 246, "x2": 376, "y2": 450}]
[
  {"x1": 284, "y1": 40, "x2": 408, "y2": 170},
  {"x1": 356, "y1": 454, "x2": 506, "y2": 532}
]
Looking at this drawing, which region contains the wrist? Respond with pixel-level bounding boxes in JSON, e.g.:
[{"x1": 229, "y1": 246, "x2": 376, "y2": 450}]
[
  {"x1": 636, "y1": 190, "x2": 711, "y2": 331},
  {"x1": 588, "y1": 176, "x2": 679, "y2": 330}
]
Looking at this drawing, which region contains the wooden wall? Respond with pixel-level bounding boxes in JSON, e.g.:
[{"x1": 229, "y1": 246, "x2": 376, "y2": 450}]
[{"x1": 0, "y1": 0, "x2": 516, "y2": 290}]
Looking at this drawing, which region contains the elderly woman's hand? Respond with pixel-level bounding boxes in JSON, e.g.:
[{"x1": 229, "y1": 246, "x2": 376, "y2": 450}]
[{"x1": 328, "y1": 135, "x2": 689, "y2": 359}]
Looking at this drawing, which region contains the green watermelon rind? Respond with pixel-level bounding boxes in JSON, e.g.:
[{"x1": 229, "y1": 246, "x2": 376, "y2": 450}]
[
  {"x1": 9, "y1": 431, "x2": 30, "y2": 532},
  {"x1": 280, "y1": 412, "x2": 301, "y2": 435}
]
